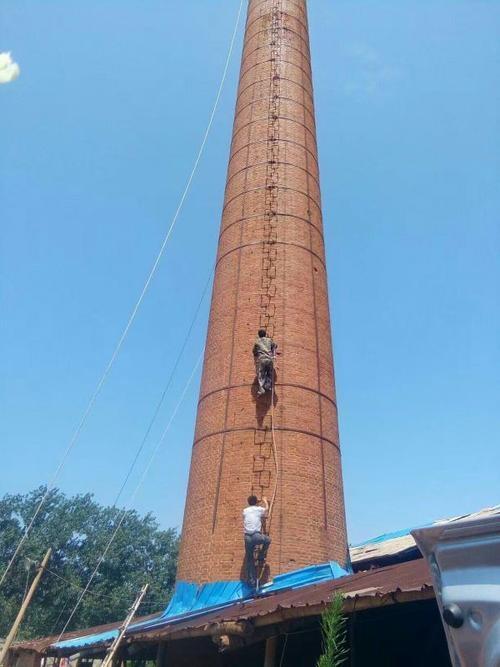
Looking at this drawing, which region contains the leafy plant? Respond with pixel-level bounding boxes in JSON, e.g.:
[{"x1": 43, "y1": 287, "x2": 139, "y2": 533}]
[{"x1": 316, "y1": 594, "x2": 349, "y2": 667}]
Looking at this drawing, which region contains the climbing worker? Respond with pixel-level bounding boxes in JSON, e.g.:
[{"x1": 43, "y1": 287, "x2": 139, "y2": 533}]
[
  {"x1": 243, "y1": 495, "x2": 271, "y2": 588},
  {"x1": 253, "y1": 329, "x2": 277, "y2": 396}
]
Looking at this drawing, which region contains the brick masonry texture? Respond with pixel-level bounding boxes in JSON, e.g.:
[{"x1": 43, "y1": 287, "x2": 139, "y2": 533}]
[{"x1": 176, "y1": 0, "x2": 348, "y2": 584}]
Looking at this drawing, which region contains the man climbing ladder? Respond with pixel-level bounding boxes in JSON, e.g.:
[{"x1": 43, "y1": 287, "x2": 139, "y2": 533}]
[
  {"x1": 253, "y1": 329, "x2": 277, "y2": 396},
  {"x1": 243, "y1": 495, "x2": 271, "y2": 588}
]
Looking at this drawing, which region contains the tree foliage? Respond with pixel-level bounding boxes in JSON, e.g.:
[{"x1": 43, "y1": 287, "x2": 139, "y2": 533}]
[
  {"x1": 316, "y1": 594, "x2": 349, "y2": 667},
  {"x1": 0, "y1": 487, "x2": 179, "y2": 640}
]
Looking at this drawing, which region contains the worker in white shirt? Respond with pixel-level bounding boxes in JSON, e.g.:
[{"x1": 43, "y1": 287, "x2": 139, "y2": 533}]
[{"x1": 243, "y1": 495, "x2": 271, "y2": 587}]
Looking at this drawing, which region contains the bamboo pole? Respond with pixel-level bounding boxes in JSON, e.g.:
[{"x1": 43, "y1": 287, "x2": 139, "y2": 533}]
[
  {"x1": 101, "y1": 584, "x2": 148, "y2": 667},
  {"x1": 0, "y1": 548, "x2": 52, "y2": 666}
]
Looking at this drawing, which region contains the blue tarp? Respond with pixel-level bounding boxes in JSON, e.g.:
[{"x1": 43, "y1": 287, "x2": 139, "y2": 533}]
[
  {"x1": 352, "y1": 527, "x2": 413, "y2": 547},
  {"x1": 155, "y1": 559, "x2": 349, "y2": 622},
  {"x1": 160, "y1": 579, "x2": 253, "y2": 618},
  {"x1": 352, "y1": 521, "x2": 437, "y2": 548},
  {"x1": 261, "y1": 560, "x2": 347, "y2": 591},
  {"x1": 54, "y1": 629, "x2": 119, "y2": 651},
  {"x1": 51, "y1": 559, "x2": 349, "y2": 652}
]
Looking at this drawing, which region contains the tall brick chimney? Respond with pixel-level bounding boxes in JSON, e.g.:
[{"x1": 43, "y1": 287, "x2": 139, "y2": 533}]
[{"x1": 177, "y1": 0, "x2": 348, "y2": 583}]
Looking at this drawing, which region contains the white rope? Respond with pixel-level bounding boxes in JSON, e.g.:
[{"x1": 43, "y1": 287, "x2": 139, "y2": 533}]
[
  {"x1": 268, "y1": 358, "x2": 279, "y2": 531},
  {"x1": 111, "y1": 265, "x2": 214, "y2": 509},
  {"x1": 0, "y1": 0, "x2": 244, "y2": 590},
  {"x1": 56, "y1": 349, "x2": 204, "y2": 641}
]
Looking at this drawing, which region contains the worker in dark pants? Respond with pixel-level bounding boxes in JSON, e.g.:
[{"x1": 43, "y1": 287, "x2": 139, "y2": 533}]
[
  {"x1": 253, "y1": 329, "x2": 277, "y2": 396},
  {"x1": 243, "y1": 495, "x2": 271, "y2": 588}
]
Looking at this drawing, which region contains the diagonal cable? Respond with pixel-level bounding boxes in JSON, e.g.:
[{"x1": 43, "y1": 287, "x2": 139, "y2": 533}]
[
  {"x1": 111, "y1": 266, "x2": 213, "y2": 509},
  {"x1": 56, "y1": 350, "x2": 204, "y2": 640}
]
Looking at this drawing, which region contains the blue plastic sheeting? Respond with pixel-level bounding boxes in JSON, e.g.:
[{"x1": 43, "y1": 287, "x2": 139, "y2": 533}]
[
  {"x1": 161, "y1": 579, "x2": 253, "y2": 618},
  {"x1": 353, "y1": 527, "x2": 413, "y2": 547},
  {"x1": 261, "y1": 560, "x2": 348, "y2": 593},
  {"x1": 54, "y1": 629, "x2": 119, "y2": 651},
  {"x1": 154, "y1": 560, "x2": 349, "y2": 622},
  {"x1": 139, "y1": 559, "x2": 350, "y2": 635},
  {"x1": 51, "y1": 559, "x2": 349, "y2": 652},
  {"x1": 352, "y1": 521, "x2": 437, "y2": 548}
]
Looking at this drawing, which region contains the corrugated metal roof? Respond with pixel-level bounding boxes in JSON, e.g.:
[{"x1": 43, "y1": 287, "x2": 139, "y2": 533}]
[
  {"x1": 350, "y1": 505, "x2": 500, "y2": 566},
  {"x1": 49, "y1": 561, "x2": 350, "y2": 652},
  {"x1": 126, "y1": 559, "x2": 433, "y2": 642},
  {"x1": 10, "y1": 613, "x2": 161, "y2": 654},
  {"x1": 14, "y1": 504, "x2": 497, "y2": 655},
  {"x1": 13, "y1": 559, "x2": 432, "y2": 654}
]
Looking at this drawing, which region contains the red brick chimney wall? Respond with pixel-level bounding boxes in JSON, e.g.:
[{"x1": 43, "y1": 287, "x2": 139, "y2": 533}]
[{"x1": 176, "y1": 0, "x2": 348, "y2": 583}]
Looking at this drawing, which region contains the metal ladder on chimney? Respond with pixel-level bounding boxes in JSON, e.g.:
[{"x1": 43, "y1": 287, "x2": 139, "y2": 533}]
[{"x1": 252, "y1": 0, "x2": 282, "y2": 520}]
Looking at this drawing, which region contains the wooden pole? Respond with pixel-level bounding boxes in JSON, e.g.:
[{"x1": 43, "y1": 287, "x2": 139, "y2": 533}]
[
  {"x1": 264, "y1": 636, "x2": 278, "y2": 667},
  {"x1": 0, "y1": 548, "x2": 52, "y2": 666},
  {"x1": 101, "y1": 584, "x2": 148, "y2": 667},
  {"x1": 155, "y1": 642, "x2": 165, "y2": 667}
]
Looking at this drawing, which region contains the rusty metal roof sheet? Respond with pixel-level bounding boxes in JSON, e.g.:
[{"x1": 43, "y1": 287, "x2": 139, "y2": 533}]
[
  {"x1": 11, "y1": 613, "x2": 161, "y2": 654},
  {"x1": 127, "y1": 558, "x2": 433, "y2": 642},
  {"x1": 351, "y1": 505, "x2": 500, "y2": 567},
  {"x1": 13, "y1": 559, "x2": 432, "y2": 654},
  {"x1": 13, "y1": 506, "x2": 498, "y2": 655}
]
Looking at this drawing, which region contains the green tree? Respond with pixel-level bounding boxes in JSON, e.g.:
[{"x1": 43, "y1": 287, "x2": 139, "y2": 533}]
[
  {"x1": 0, "y1": 487, "x2": 179, "y2": 639},
  {"x1": 316, "y1": 594, "x2": 349, "y2": 667}
]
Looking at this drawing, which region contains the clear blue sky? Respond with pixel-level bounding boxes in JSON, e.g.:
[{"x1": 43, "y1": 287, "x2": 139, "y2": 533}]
[{"x1": 1, "y1": 0, "x2": 498, "y2": 545}]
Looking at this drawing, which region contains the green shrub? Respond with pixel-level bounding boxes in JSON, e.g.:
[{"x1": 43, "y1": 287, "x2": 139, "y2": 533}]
[{"x1": 316, "y1": 594, "x2": 349, "y2": 667}]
